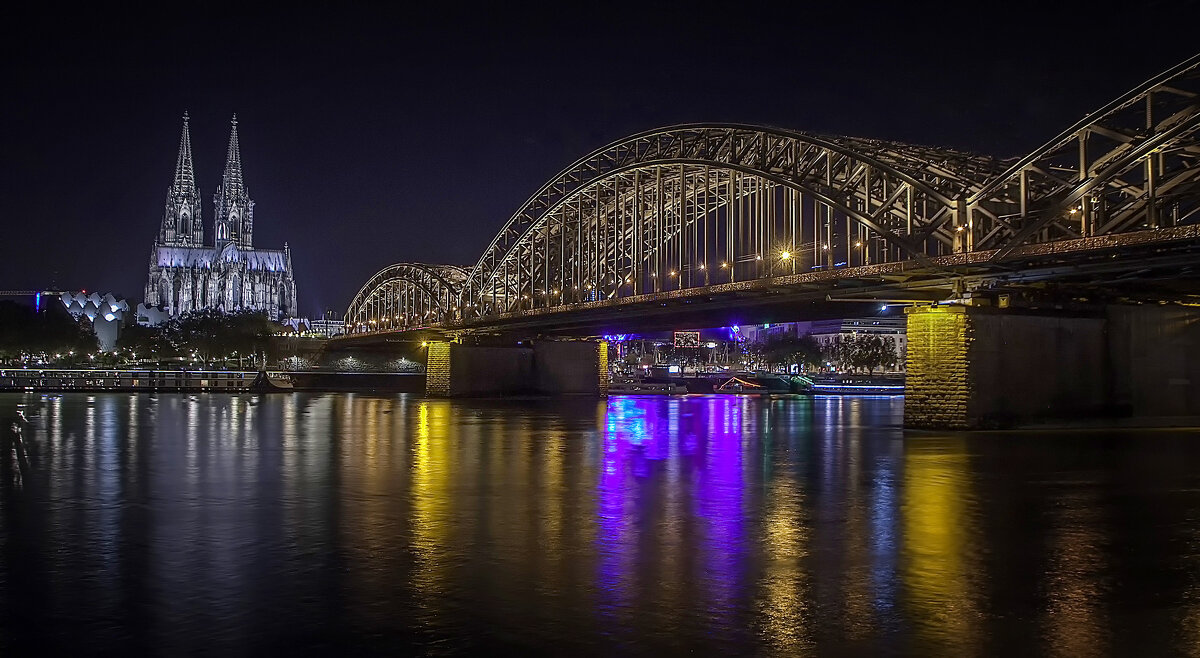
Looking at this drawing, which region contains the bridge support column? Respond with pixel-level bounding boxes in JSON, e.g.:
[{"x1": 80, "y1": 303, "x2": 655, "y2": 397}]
[
  {"x1": 904, "y1": 305, "x2": 1108, "y2": 429},
  {"x1": 904, "y1": 306, "x2": 972, "y2": 429},
  {"x1": 425, "y1": 340, "x2": 608, "y2": 397},
  {"x1": 424, "y1": 342, "x2": 454, "y2": 397},
  {"x1": 534, "y1": 340, "x2": 609, "y2": 396},
  {"x1": 1106, "y1": 305, "x2": 1200, "y2": 420}
]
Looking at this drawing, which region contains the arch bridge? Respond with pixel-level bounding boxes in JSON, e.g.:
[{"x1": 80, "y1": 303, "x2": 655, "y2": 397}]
[
  {"x1": 346, "y1": 54, "x2": 1200, "y2": 338},
  {"x1": 345, "y1": 263, "x2": 466, "y2": 334}
]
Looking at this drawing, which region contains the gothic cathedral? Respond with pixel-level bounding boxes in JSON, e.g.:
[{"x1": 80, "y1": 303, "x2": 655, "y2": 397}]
[{"x1": 144, "y1": 114, "x2": 298, "y2": 320}]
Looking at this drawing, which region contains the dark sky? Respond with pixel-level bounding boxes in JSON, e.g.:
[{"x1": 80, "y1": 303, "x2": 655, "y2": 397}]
[{"x1": 3, "y1": 2, "x2": 1197, "y2": 316}]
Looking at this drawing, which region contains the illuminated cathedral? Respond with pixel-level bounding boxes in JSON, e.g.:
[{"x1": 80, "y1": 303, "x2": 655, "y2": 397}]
[{"x1": 144, "y1": 114, "x2": 297, "y2": 320}]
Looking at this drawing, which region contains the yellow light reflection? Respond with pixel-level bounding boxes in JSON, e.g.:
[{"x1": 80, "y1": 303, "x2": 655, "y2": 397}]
[
  {"x1": 759, "y1": 475, "x2": 813, "y2": 654},
  {"x1": 902, "y1": 439, "x2": 979, "y2": 652},
  {"x1": 412, "y1": 400, "x2": 452, "y2": 601}
]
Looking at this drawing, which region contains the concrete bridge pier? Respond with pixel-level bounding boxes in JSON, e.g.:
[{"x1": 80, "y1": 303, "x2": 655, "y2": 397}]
[
  {"x1": 904, "y1": 304, "x2": 1200, "y2": 429},
  {"x1": 425, "y1": 339, "x2": 609, "y2": 397}
]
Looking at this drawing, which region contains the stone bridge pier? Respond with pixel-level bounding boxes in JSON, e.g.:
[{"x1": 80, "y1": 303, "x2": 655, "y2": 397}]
[
  {"x1": 905, "y1": 304, "x2": 1200, "y2": 429},
  {"x1": 425, "y1": 339, "x2": 609, "y2": 397}
]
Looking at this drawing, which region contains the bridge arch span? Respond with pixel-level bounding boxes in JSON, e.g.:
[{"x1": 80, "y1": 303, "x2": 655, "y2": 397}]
[
  {"x1": 345, "y1": 263, "x2": 466, "y2": 334},
  {"x1": 460, "y1": 124, "x2": 1010, "y2": 318}
]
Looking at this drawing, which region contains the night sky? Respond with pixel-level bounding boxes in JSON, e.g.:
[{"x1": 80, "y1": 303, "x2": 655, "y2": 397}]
[{"x1": 3, "y1": 2, "x2": 1197, "y2": 317}]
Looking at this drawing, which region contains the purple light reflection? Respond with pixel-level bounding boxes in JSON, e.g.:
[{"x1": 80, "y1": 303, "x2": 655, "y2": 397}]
[
  {"x1": 693, "y1": 396, "x2": 747, "y2": 617},
  {"x1": 594, "y1": 396, "x2": 749, "y2": 631}
]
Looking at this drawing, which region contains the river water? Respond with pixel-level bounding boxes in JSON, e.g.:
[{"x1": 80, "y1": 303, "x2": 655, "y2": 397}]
[{"x1": 2, "y1": 392, "x2": 1200, "y2": 655}]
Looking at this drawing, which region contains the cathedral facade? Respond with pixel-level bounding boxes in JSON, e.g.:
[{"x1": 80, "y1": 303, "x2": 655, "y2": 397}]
[{"x1": 144, "y1": 114, "x2": 298, "y2": 321}]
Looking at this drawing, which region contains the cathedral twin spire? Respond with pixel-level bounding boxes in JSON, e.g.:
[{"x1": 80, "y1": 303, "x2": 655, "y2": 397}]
[
  {"x1": 159, "y1": 113, "x2": 254, "y2": 249},
  {"x1": 172, "y1": 112, "x2": 196, "y2": 195},
  {"x1": 213, "y1": 114, "x2": 255, "y2": 248},
  {"x1": 220, "y1": 114, "x2": 246, "y2": 199},
  {"x1": 160, "y1": 112, "x2": 203, "y2": 246}
]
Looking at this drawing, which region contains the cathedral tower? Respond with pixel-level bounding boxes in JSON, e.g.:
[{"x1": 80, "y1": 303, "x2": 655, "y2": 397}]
[
  {"x1": 158, "y1": 112, "x2": 203, "y2": 246},
  {"x1": 213, "y1": 115, "x2": 255, "y2": 248}
]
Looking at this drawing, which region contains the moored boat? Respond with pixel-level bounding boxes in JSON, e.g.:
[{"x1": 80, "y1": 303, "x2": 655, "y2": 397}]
[
  {"x1": 608, "y1": 376, "x2": 688, "y2": 395},
  {"x1": 250, "y1": 371, "x2": 295, "y2": 392}
]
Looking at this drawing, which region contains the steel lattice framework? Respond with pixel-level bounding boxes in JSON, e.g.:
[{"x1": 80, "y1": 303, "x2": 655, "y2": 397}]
[
  {"x1": 346, "y1": 54, "x2": 1200, "y2": 335},
  {"x1": 967, "y1": 55, "x2": 1200, "y2": 256},
  {"x1": 346, "y1": 263, "x2": 466, "y2": 333}
]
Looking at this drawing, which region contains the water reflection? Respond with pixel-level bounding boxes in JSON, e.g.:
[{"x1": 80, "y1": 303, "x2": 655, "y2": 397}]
[
  {"x1": 901, "y1": 438, "x2": 979, "y2": 653},
  {"x1": 4, "y1": 393, "x2": 1200, "y2": 654}
]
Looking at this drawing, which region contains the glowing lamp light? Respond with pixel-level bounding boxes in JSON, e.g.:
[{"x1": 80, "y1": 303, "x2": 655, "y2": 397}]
[
  {"x1": 854, "y1": 241, "x2": 863, "y2": 247},
  {"x1": 781, "y1": 251, "x2": 790, "y2": 259},
  {"x1": 755, "y1": 254, "x2": 762, "y2": 260},
  {"x1": 821, "y1": 244, "x2": 829, "y2": 251},
  {"x1": 103, "y1": 313, "x2": 116, "y2": 321}
]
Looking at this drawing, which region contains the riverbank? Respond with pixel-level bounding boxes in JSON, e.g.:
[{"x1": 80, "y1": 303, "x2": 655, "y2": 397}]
[{"x1": 0, "y1": 368, "x2": 425, "y2": 394}]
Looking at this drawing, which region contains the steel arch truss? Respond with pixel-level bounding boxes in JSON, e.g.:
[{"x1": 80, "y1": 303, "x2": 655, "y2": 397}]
[
  {"x1": 461, "y1": 124, "x2": 1010, "y2": 317},
  {"x1": 969, "y1": 54, "x2": 1200, "y2": 257},
  {"x1": 346, "y1": 263, "x2": 466, "y2": 334}
]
